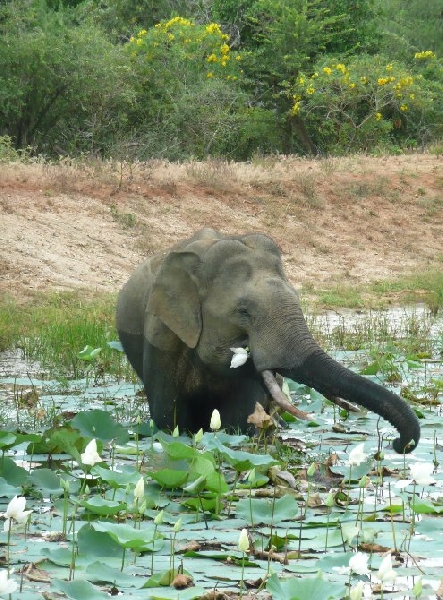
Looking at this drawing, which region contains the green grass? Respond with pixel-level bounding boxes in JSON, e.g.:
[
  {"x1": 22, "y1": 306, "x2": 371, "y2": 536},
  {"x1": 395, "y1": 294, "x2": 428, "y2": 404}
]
[
  {"x1": 369, "y1": 271, "x2": 443, "y2": 313},
  {"x1": 0, "y1": 291, "x2": 132, "y2": 379},
  {"x1": 307, "y1": 270, "x2": 443, "y2": 313}
]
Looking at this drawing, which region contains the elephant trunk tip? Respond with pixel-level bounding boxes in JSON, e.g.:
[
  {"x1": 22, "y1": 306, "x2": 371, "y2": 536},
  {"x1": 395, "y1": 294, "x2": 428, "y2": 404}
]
[{"x1": 392, "y1": 434, "x2": 419, "y2": 454}]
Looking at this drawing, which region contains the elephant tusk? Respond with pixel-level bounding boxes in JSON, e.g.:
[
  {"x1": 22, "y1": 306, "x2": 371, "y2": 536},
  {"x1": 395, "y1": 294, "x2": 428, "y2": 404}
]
[{"x1": 261, "y1": 370, "x2": 311, "y2": 420}]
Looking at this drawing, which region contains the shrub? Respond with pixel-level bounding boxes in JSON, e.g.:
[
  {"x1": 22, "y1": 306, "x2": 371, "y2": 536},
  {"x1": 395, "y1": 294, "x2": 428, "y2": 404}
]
[{"x1": 289, "y1": 53, "x2": 443, "y2": 154}]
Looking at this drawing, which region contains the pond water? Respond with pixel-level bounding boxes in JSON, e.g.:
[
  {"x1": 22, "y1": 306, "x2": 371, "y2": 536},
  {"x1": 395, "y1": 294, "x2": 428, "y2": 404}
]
[{"x1": 0, "y1": 305, "x2": 442, "y2": 599}]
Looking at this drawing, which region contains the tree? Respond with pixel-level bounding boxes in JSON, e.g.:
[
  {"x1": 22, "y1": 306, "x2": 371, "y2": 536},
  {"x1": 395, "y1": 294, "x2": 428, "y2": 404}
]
[
  {"x1": 375, "y1": 0, "x2": 443, "y2": 61},
  {"x1": 0, "y1": 0, "x2": 135, "y2": 155},
  {"x1": 125, "y1": 17, "x2": 250, "y2": 159}
]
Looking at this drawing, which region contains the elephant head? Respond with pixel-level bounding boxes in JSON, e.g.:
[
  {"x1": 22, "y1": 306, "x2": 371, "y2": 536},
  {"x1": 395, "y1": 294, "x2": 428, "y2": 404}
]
[{"x1": 117, "y1": 228, "x2": 420, "y2": 453}]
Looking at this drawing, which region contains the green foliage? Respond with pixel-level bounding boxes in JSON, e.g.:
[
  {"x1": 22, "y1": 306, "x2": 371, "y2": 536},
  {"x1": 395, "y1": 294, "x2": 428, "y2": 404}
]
[
  {"x1": 375, "y1": 0, "x2": 443, "y2": 59},
  {"x1": 0, "y1": 135, "x2": 32, "y2": 162},
  {"x1": 82, "y1": 0, "x2": 203, "y2": 41},
  {"x1": 0, "y1": 0, "x2": 134, "y2": 156},
  {"x1": 266, "y1": 571, "x2": 347, "y2": 600},
  {"x1": 0, "y1": 0, "x2": 443, "y2": 158}
]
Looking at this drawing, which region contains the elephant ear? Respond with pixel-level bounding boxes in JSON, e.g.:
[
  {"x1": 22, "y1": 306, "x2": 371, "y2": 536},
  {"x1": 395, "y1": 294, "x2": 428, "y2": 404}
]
[{"x1": 146, "y1": 250, "x2": 202, "y2": 348}]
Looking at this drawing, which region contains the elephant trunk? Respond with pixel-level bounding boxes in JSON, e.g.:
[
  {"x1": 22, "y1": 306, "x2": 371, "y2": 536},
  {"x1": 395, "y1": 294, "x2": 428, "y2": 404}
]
[{"x1": 281, "y1": 349, "x2": 420, "y2": 454}]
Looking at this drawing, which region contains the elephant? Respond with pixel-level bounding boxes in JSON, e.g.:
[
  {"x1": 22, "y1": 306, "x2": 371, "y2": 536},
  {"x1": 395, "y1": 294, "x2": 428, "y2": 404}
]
[{"x1": 117, "y1": 228, "x2": 420, "y2": 454}]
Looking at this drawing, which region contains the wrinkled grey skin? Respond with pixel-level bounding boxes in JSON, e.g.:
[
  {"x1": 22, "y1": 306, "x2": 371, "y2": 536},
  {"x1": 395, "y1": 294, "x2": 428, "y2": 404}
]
[{"x1": 117, "y1": 228, "x2": 420, "y2": 453}]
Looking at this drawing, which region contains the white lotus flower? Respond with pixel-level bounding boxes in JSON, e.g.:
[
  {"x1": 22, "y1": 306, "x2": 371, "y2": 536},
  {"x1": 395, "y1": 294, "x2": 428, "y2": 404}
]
[
  {"x1": 376, "y1": 553, "x2": 397, "y2": 583},
  {"x1": 412, "y1": 577, "x2": 423, "y2": 597},
  {"x1": 238, "y1": 528, "x2": 249, "y2": 553},
  {"x1": 230, "y1": 347, "x2": 249, "y2": 368},
  {"x1": 81, "y1": 438, "x2": 102, "y2": 466},
  {"x1": 210, "y1": 409, "x2": 221, "y2": 431},
  {"x1": 349, "y1": 552, "x2": 370, "y2": 576},
  {"x1": 173, "y1": 517, "x2": 182, "y2": 533},
  {"x1": 349, "y1": 580, "x2": 365, "y2": 600},
  {"x1": 348, "y1": 443, "x2": 367, "y2": 466},
  {"x1": 134, "y1": 477, "x2": 144, "y2": 502},
  {"x1": 154, "y1": 510, "x2": 164, "y2": 526},
  {"x1": 3, "y1": 495, "x2": 33, "y2": 531},
  {"x1": 395, "y1": 477, "x2": 411, "y2": 490},
  {"x1": 409, "y1": 462, "x2": 436, "y2": 486},
  {"x1": 0, "y1": 569, "x2": 18, "y2": 595},
  {"x1": 194, "y1": 428, "x2": 204, "y2": 444},
  {"x1": 334, "y1": 550, "x2": 370, "y2": 576},
  {"x1": 396, "y1": 461, "x2": 436, "y2": 489}
]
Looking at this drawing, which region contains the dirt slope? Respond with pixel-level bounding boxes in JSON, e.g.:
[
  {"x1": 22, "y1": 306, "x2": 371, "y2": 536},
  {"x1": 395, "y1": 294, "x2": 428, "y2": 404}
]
[{"x1": 1, "y1": 154, "x2": 442, "y2": 301}]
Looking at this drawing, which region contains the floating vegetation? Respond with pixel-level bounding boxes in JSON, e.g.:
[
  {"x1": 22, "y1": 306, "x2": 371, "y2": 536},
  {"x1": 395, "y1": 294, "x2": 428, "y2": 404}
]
[{"x1": 0, "y1": 308, "x2": 442, "y2": 598}]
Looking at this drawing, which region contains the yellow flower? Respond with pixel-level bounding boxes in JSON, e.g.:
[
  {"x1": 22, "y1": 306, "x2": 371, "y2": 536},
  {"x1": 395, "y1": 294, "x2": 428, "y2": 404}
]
[
  {"x1": 375, "y1": 112, "x2": 383, "y2": 121},
  {"x1": 129, "y1": 36, "x2": 135, "y2": 43},
  {"x1": 399, "y1": 76, "x2": 414, "y2": 87},
  {"x1": 409, "y1": 93, "x2": 415, "y2": 100},
  {"x1": 221, "y1": 60, "x2": 227, "y2": 67},
  {"x1": 335, "y1": 63, "x2": 347, "y2": 74},
  {"x1": 360, "y1": 76, "x2": 367, "y2": 84},
  {"x1": 168, "y1": 33, "x2": 175, "y2": 41},
  {"x1": 207, "y1": 53, "x2": 218, "y2": 62},
  {"x1": 164, "y1": 16, "x2": 192, "y2": 29},
  {"x1": 220, "y1": 43, "x2": 230, "y2": 55},
  {"x1": 236, "y1": 55, "x2": 242, "y2": 61},
  {"x1": 291, "y1": 102, "x2": 301, "y2": 116},
  {"x1": 323, "y1": 67, "x2": 332, "y2": 75},
  {"x1": 414, "y1": 50, "x2": 435, "y2": 60},
  {"x1": 298, "y1": 76, "x2": 305, "y2": 85},
  {"x1": 349, "y1": 83, "x2": 356, "y2": 89},
  {"x1": 400, "y1": 104, "x2": 408, "y2": 112},
  {"x1": 378, "y1": 78, "x2": 388, "y2": 85},
  {"x1": 306, "y1": 86, "x2": 315, "y2": 95},
  {"x1": 205, "y1": 23, "x2": 222, "y2": 35},
  {"x1": 138, "y1": 29, "x2": 147, "y2": 36},
  {"x1": 207, "y1": 72, "x2": 213, "y2": 78},
  {"x1": 386, "y1": 63, "x2": 393, "y2": 71}
]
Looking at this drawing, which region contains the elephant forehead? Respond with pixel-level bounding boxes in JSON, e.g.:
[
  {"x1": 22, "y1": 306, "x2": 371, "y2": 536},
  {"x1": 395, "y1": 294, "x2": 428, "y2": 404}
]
[{"x1": 200, "y1": 239, "x2": 282, "y2": 279}]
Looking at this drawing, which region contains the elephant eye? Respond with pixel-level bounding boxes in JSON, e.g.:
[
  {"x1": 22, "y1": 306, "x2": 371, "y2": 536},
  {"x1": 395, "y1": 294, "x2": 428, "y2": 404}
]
[{"x1": 236, "y1": 303, "x2": 251, "y2": 319}]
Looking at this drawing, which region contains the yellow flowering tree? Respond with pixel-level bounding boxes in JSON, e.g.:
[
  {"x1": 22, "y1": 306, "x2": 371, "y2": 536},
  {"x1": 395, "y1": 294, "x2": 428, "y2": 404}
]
[
  {"x1": 128, "y1": 17, "x2": 242, "y2": 82},
  {"x1": 125, "y1": 17, "x2": 246, "y2": 159},
  {"x1": 288, "y1": 53, "x2": 441, "y2": 154}
]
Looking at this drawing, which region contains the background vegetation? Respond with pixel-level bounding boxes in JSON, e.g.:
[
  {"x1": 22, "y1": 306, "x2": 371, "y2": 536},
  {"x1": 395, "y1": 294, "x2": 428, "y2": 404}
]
[{"x1": 1, "y1": 0, "x2": 442, "y2": 160}]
